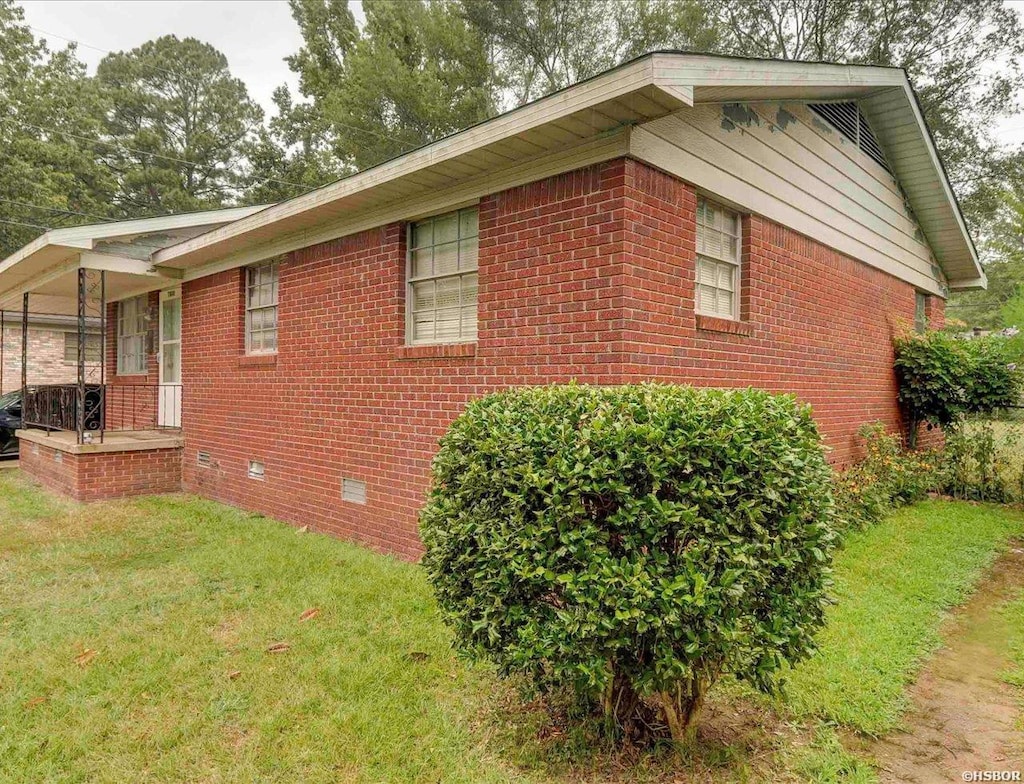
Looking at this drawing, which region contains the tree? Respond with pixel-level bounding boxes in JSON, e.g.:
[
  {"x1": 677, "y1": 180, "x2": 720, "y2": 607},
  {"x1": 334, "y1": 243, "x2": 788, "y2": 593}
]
[
  {"x1": 283, "y1": 0, "x2": 495, "y2": 171},
  {"x1": 461, "y1": 0, "x2": 718, "y2": 105},
  {"x1": 947, "y1": 169, "x2": 1024, "y2": 329},
  {"x1": 243, "y1": 86, "x2": 343, "y2": 205},
  {"x1": 95, "y1": 35, "x2": 264, "y2": 215},
  {"x1": 0, "y1": 0, "x2": 115, "y2": 256}
]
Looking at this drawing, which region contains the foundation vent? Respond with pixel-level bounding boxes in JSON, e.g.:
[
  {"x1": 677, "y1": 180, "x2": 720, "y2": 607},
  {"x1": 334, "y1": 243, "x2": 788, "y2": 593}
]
[
  {"x1": 248, "y1": 460, "x2": 265, "y2": 481},
  {"x1": 197, "y1": 450, "x2": 211, "y2": 469},
  {"x1": 53, "y1": 451, "x2": 62, "y2": 464},
  {"x1": 342, "y1": 477, "x2": 367, "y2": 504}
]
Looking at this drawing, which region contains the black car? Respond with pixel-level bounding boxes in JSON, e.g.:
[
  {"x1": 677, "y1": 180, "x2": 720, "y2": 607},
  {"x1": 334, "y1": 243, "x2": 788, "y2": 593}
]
[{"x1": 0, "y1": 390, "x2": 22, "y2": 457}]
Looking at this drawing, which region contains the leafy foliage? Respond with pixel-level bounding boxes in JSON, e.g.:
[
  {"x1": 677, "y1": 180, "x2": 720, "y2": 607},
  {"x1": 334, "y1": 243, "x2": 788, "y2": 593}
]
[
  {"x1": 0, "y1": 0, "x2": 115, "y2": 255},
  {"x1": 461, "y1": 0, "x2": 718, "y2": 105},
  {"x1": 832, "y1": 424, "x2": 939, "y2": 532},
  {"x1": 420, "y1": 383, "x2": 836, "y2": 744},
  {"x1": 938, "y1": 421, "x2": 1024, "y2": 504},
  {"x1": 95, "y1": 35, "x2": 265, "y2": 215},
  {"x1": 894, "y1": 330, "x2": 1023, "y2": 447},
  {"x1": 282, "y1": 0, "x2": 496, "y2": 171}
]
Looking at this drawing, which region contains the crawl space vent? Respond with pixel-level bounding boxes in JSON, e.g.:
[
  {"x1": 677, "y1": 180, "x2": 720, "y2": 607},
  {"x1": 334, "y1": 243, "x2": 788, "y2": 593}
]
[
  {"x1": 342, "y1": 477, "x2": 367, "y2": 505},
  {"x1": 197, "y1": 450, "x2": 211, "y2": 469},
  {"x1": 808, "y1": 102, "x2": 891, "y2": 173},
  {"x1": 248, "y1": 460, "x2": 265, "y2": 481}
]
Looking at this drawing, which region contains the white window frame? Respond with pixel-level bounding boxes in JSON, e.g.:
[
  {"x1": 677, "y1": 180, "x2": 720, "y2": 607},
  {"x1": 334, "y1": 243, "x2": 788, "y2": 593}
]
[
  {"x1": 246, "y1": 260, "x2": 279, "y2": 355},
  {"x1": 406, "y1": 207, "x2": 479, "y2": 345},
  {"x1": 117, "y1": 295, "x2": 148, "y2": 375},
  {"x1": 695, "y1": 197, "x2": 742, "y2": 321}
]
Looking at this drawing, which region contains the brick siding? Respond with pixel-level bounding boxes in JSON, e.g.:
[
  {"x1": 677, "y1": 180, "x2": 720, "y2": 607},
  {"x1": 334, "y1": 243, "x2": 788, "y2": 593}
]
[
  {"x1": 618, "y1": 159, "x2": 944, "y2": 463},
  {"x1": 0, "y1": 323, "x2": 101, "y2": 394},
  {"x1": 18, "y1": 439, "x2": 182, "y2": 501},
  {"x1": 175, "y1": 158, "x2": 942, "y2": 558}
]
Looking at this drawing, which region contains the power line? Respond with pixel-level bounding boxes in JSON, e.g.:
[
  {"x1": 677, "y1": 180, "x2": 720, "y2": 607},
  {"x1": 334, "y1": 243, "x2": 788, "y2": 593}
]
[
  {"x1": 0, "y1": 198, "x2": 116, "y2": 223},
  {"x1": 28, "y1": 25, "x2": 184, "y2": 83},
  {"x1": 0, "y1": 218, "x2": 52, "y2": 231},
  {"x1": 0, "y1": 116, "x2": 317, "y2": 194}
]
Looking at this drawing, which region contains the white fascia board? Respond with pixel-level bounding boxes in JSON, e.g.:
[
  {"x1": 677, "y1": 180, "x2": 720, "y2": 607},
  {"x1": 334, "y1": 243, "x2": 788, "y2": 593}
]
[
  {"x1": 894, "y1": 80, "x2": 982, "y2": 281},
  {"x1": 79, "y1": 251, "x2": 181, "y2": 279},
  {"x1": 947, "y1": 275, "x2": 987, "y2": 291},
  {"x1": 153, "y1": 60, "x2": 657, "y2": 267},
  {"x1": 0, "y1": 206, "x2": 270, "y2": 277}
]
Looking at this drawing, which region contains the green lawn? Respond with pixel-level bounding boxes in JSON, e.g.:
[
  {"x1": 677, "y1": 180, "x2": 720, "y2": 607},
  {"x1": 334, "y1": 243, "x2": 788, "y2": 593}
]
[
  {"x1": 0, "y1": 473, "x2": 1022, "y2": 782},
  {"x1": 784, "y1": 500, "x2": 1024, "y2": 734}
]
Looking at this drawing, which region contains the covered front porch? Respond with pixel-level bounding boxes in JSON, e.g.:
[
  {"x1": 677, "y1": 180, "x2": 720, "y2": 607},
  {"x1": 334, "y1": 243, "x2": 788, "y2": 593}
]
[
  {"x1": 2, "y1": 244, "x2": 184, "y2": 444},
  {"x1": 0, "y1": 208, "x2": 263, "y2": 500}
]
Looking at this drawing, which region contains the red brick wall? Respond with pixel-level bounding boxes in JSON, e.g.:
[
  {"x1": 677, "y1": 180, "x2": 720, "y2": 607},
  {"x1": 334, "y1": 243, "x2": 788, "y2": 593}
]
[
  {"x1": 179, "y1": 157, "x2": 944, "y2": 557},
  {"x1": 619, "y1": 159, "x2": 944, "y2": 464},
  {"x1": 18, "y1": 439, "x2": 182, "y2": 501},
  {"x1": 181, "y1": 162, "x2": 630, "y2": 557}
]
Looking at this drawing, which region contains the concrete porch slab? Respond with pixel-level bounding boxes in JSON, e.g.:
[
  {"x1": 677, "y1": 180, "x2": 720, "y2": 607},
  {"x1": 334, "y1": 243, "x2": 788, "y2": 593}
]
[{"x1": 16, "y1": 428, "x2": 184, "y2": 455}]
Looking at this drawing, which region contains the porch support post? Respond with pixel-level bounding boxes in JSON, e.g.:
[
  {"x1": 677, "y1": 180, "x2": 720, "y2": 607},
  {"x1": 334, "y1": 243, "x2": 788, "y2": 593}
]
[
  {"x1": 99, "y1": 271, "x2": 105, "y2": 443},
  {"x1": 77, "y1": 268, "x2": 86, "y2": 445},
  {"x1": 20, "y1": 293, "x2": 27, "y2": 400},
  {"x1": 0, "y1": 309, "x2": 4, "y2": 395}
]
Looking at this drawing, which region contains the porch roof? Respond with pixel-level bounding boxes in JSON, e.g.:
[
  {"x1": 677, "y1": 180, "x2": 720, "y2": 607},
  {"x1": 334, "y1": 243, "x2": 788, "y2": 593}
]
[{"x1": 0, "y1": 206, "x2": 269, "y2": 315}]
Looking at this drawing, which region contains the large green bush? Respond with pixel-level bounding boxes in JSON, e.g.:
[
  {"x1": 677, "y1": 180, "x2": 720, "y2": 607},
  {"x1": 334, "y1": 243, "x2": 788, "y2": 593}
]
[
  {"x1": 420, "y1": 384, "x2": 836, "y2": 744},
  {"x1": 894, "y1": 331, "x2": 1022, "y2": 448}
]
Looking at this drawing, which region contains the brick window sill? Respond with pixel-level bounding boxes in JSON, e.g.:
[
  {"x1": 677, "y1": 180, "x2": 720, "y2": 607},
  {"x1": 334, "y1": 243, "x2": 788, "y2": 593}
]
[
  {"x1": 238, "y1": 353, "x2": 278, "y2": 369},
  {"x1": 696, "y1": 315, "x2": 753, "y2": 336},
  {"x1": 397, "y1": 342, "x2": 477, "y2": 360}
]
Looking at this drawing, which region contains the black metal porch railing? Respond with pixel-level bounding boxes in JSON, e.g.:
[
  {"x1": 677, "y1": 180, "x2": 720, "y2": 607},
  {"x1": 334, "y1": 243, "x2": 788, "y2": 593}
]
[{"x1": 22, "y1": 383, "x2": 183, "y2": 438}]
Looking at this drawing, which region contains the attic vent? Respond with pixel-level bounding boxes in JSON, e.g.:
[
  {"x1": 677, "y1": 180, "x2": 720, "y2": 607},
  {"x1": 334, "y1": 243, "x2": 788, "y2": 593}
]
[
  {"x1": 197, "y1": 450, "x2": 211, "y2": 469},
  {"x1": 342, "y1": 477, "x2": 367, "y2": 505},
  {"x1": 808, "y1": 102, "x2": 891, "y2": 173}
]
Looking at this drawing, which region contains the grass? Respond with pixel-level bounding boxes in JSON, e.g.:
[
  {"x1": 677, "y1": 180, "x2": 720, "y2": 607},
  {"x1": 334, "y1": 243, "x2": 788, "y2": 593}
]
[
  {"x1": 1, "y1": 474, "x2": 1022, "y2": 782},
  {"x1": 783, "y1": 500, "x2": 1024, "y2": 734},
  {"x1": 0, "y1": 475, "x2": 518, "y2": 783}
]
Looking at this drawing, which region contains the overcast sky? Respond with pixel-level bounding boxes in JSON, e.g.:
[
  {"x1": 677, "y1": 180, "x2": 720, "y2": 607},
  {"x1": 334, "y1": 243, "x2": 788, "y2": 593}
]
[{"x1": 17, "y1": 0, "x2": 1024, "y2": 150}]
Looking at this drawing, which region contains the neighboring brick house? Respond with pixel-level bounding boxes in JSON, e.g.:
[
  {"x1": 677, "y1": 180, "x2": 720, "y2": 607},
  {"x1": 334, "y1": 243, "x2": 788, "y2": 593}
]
[
  {"x1": 0, "y1": 312, "x2": 101, "y2": 393},
  {"x1": 0, "y1": 54, "x2": 984, "y2": 558}
]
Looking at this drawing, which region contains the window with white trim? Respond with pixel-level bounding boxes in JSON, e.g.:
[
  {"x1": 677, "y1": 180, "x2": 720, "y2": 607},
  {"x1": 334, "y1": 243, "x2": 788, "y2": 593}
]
[
  {"x1": 695, "y1": 197, "x2": 742, "y2": 320},
  {"x1": 407, "y1": 207, "x2": 478, "y2": 344},
  {"x1": 246, "y1": 260, "x2": 279, "y2": 354},
  {"x1": 117, "y1": 295, "x2": 148, "y2": 374}
]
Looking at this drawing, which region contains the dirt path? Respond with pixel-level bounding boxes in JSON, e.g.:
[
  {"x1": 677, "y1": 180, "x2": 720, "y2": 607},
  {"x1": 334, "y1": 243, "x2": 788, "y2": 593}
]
[{"x1": 859, "y1": 546, "x2": 1024, "y2": 783}]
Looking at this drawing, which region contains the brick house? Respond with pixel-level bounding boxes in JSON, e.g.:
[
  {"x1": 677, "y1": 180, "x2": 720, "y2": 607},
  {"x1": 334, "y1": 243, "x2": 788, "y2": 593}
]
[
  {"x1": 0, "y1": 54, "x2": 984, "y2": 558},
  {"x1": 0, "y1": 311, "x2": 101, "y2": 394}
]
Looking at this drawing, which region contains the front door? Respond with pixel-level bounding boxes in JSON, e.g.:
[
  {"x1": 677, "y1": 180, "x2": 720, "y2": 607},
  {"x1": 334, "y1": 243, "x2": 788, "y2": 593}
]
[{"x1": 158, "y1": 288, "x2": 182, "y2": 428}]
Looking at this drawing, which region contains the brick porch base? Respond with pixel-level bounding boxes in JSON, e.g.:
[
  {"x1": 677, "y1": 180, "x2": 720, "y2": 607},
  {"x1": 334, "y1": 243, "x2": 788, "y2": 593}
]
[{"x1": 17, "y1": 429, "x2": 183, "y2": 502}]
